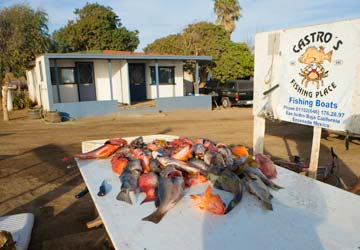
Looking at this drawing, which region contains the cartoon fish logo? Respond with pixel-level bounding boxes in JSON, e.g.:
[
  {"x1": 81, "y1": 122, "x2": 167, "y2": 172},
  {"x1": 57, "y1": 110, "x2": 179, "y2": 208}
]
[{"x1": 298, "y1": 46, "x2": 332, "y2": 89}]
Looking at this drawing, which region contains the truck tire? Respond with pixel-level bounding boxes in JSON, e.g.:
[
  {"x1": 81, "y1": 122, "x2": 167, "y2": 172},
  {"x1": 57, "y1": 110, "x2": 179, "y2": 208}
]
[{"x1": 221, "y1": 97, "x2": 231, "y2": 108}]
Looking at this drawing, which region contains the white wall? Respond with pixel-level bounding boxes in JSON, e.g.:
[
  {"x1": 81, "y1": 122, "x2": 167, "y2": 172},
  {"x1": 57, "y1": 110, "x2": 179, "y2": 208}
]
[
  {"x1": 144, "y1": 60, "x2": 184, "y2": 99},
  {"x1": 93, "y1": 60, "x2": 111, "y2": 101},
  {"x1": 110, "y1": 60, "x2": 128, "y2": 104},
  {"x1": 183, "y1": 71, "x2": 193, "y2": 82},
  {"x1": 26, "y1": 69, "x2": 36, "y2": 103},
  {"x1": 120, "y1": 62, "x2": 130, "y2": 104},
  {"x1": 30, "y1": 56, "x2": 50, "y2": 110},
  {"x1": 46, "y1": 59, "x2": 130, "y2": 104},
  {"x1": 27, "y1": 57, "x2": 187, "y2": 107}
]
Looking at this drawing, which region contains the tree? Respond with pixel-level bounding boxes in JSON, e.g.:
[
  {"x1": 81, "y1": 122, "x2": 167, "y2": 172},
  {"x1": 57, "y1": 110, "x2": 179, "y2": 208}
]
[
  {"x1": 144, "y1": 34, "x2": 183, "y2": 55},
  {"x1": 53, "y1": 3, "x2": 139, "y2": 52},
  {"x1": 0, "y1": 4, "x2": 50, "y2": 80},
  {"x1": 213, "y1": 0, "x2": 241, "y2": 37},
  {"x1": 144, "y1": 21, "x2": 253, "y2": 82},
  {"x1": 211, "y1": 42, "x2": 254, "y2": 82},
  {"x1": 145, "y1": 22, "x2": 230, "y2": 82}
]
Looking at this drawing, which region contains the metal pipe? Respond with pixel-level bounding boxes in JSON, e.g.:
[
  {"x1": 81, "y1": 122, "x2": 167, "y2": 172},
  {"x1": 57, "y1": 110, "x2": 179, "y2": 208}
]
[
  {"x1": 195, "y1": 61, "x2": 199, "y2": 95},
  {"x1": 54, "y1": 59, "x2": 61, "y2": 103},
  {"x1": 108, "y1": 59, "x2": 114, "y2": 100},
  {"x1": 155, "y1": 61, "x2": 160, "y2": 99}
]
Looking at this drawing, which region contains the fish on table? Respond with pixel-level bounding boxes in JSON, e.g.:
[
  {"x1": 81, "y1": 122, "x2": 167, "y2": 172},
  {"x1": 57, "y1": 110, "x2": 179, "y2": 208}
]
[
  {"x1": 207, "y1": 166, "x2": 244, "y2": 214},
  {"x1": 142, "y1": 166, "x2": 185, "y2": 224},
  {"x1": 116, "y1": 159, "x2": 142, "y2": 204},
  {"x1": 138, "y1": 172, "x2": 159, "y2": 204},
  {"x1": 243, "y1": 172, "x2": 274, "y2": 211},
  {"x1": 191, "y1": 185, "x2": 225, "y2": 215}
]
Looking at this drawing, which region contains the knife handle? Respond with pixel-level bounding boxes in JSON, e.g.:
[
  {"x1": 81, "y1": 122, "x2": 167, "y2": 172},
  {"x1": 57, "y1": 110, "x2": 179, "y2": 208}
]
[
  {"x1": 97, "y1": 185, "x2": 106, "y2": 197},
  {"x1": 75, "y1": 186, "x2": 89, "y2": 199}
]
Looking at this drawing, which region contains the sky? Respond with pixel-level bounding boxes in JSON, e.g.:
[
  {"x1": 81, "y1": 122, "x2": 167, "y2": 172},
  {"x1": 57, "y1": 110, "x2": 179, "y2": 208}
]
[{"x1": 2, "y1": 0, "x2": 360, "y2": 51}]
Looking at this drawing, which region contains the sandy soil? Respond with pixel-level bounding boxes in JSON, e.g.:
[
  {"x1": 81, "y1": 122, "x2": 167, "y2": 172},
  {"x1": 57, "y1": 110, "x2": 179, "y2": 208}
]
[{"x1": 0, "y1": 107, "x2": 359, "y2": 249}]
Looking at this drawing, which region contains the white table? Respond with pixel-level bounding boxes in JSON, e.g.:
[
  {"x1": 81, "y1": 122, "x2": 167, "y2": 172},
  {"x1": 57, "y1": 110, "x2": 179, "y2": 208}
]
[{"x1": 76, "y1": 134, "x2": 360, "y2": 250}]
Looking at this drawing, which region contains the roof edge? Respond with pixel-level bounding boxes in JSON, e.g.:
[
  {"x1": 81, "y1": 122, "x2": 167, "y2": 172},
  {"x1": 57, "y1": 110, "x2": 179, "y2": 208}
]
[{"x1": 42, "y1": 53, "x2": 212, "y2": 61}]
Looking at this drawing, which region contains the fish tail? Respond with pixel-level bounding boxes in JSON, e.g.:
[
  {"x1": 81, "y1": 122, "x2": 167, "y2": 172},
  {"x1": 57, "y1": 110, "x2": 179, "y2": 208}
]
[
  {"x1": 269, "y1": 182, "x2": 283, "y2": 190},
  {"x1": 225, "y1": 187, "x2": 243, "y2": 214},
  {"x1": 142, "y1": 209, "x2": 167, "y2": 224},
  {"x1": 116, "y1": 190, "x2": 132, "y2": 204},
  {"x1": 325, "y1": 50, "x2": 333, "y2": 62},
  {"x1": 263, "y1": 201, "x2": 273, "y2": 211}
]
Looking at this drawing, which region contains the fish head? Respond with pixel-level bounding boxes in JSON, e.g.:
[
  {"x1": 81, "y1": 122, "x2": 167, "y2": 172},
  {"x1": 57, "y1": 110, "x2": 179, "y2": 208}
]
[
  {"x1": 193, "y1": 144, "x2": 206, "y2": 158},
  {"x1": 130, "y1": 136, "x2": 145, "y2": 148},
  {"x1": 207, "y1": 165, "x2": 224, "y2": 183},
  {"x1": 160, "y1": 165, "x2": 183, "y2": 178},
  {"x1": 204, "y1": 150, "x2": 217, "y2": 165},
  {"x1": 132, "y1": 148, "x2": 145, "y2": 159},
  {"x1": 156, "y1": 156, "x2": 170, "y2": 167},
  {"x1": 127, "y1": 159, "x2": 143, "y2": 172}
]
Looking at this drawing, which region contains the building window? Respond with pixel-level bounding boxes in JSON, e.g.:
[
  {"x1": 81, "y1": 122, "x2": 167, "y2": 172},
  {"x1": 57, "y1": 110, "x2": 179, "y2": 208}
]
[
  {"x1": 150, "y1": 66, "x2": 175, "y2": 85},
  {"x1": 50, "y1": 67, "x2": 76, "y2": 85},
  {"x1": 38, "y1": 61, "x2": 43, "y2": 81}
]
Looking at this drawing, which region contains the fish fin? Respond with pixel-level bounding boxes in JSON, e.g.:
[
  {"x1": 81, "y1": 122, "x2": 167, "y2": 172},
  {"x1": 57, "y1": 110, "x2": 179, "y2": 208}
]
[
  {"x1": 225, "y1": 189, "x2": 243, "y2": 214},
  {"x1": 116, "y1": 190, "x2": 132, "y2": 204},
  {"x1": 270, "y1": 182, "x2": 283, "y2": 190},
  {"x1": 142, "y1": 209, "x2": 167, "y2": 224},
  {"x1": 140, "y1": 199, "x2": 151, "y2": 205},
  {"x1": 225, "y1": 201, "x2": 236, "y2": 214},
  {"x1": 155, "y1": 197, "x2": 160, "y2": 208},
  {"x1": 262, "y1": 201, "x2": 273, "y2": 211},
  {"x1": 326, "y1": 50, "x2": 333, "y2": 63}
]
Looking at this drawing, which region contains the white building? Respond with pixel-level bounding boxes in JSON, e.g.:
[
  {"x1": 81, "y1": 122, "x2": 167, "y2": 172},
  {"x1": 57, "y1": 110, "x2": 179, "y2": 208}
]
[{"x1": 26, "y1": 51, "x2": 212, "y2": 118}]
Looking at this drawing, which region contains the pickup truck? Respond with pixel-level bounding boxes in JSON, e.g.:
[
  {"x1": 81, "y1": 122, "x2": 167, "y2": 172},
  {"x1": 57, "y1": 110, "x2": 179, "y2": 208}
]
[{"x1": 199, "y1": 79, "x2": 253, "y2": 108}]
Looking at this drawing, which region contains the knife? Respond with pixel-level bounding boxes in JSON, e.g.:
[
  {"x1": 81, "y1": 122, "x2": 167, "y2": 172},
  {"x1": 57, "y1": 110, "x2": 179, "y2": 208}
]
[
  {"x1": 97, "y1": 180, "x2": 106, "y2": 197},
  {"x1": 75, "y1": 186, "x2": 89, "y2": 199}
]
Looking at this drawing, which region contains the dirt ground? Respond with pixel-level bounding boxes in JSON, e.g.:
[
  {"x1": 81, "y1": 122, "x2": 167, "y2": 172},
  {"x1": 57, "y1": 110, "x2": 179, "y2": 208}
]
[{"x1": 0, "y1": 107, "x2": 359, "y2": 249}]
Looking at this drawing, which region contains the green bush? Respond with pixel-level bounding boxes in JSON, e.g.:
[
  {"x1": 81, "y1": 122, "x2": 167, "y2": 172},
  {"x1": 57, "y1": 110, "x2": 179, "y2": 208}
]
[{"x1": 12, "y1": 90, "x2": 37, "y2": 109}]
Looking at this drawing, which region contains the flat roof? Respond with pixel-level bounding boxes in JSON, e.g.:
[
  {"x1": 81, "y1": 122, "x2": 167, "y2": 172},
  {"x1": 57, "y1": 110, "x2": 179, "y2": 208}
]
[{"x1": 43, "y1": 53, "x2": 212, "y2": 61}]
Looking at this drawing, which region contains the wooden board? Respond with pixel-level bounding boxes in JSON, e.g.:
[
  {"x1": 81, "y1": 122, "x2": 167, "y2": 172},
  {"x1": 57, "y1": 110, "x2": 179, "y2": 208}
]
[{"x1": 76, "y1": 135, "x2": 360, "y2": 250}]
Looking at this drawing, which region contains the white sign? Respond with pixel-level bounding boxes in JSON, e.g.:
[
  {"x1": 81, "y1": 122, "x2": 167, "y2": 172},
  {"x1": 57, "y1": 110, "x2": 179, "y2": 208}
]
[{"x1": 276, "y1": 22, "x2": 360, "y2": 131}]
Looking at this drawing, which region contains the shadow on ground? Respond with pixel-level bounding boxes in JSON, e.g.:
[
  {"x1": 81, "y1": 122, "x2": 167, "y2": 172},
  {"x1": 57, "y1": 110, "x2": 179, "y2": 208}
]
[
  {"x1": 264, "y1": 120, "x2": 358, "y2": 189},
  {"x1": 1, "y1": 143, "x2": 105, "y2": 250}
]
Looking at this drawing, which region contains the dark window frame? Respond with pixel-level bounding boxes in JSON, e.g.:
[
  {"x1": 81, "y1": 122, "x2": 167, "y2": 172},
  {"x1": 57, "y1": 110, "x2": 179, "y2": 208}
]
[
  {"x1": 150, "y1": 66, "x2": 175, "y2": 85},
  {"x1": 76, "y1": 62, "x2": 95, "y2": 85},
  {"x1": 50, "y1": 67, "x2": 76, "y2": 85}
]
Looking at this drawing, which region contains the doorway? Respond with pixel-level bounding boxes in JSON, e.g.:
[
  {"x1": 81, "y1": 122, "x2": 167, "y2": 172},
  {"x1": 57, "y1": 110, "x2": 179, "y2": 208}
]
[
  {"x1": 129, "y1": 63, "x2": 146, "y2": 102},
  {"x1": 76, "y1": 62, "x2": 96, "y2": 101}
]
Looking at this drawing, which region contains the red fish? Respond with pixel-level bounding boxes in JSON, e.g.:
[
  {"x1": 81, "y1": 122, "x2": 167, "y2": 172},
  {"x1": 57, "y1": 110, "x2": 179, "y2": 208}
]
[
  {"x1": 170, "y1": 137, "x2": 193, "y2": 148},
  {"x1": 75, "y1": 138, "x2": 127, "y2": 159},
  {"x1": 171, "y1": 143, "x2": 192, "y2": 161},
  {"x1": 203, "y1": 140, "x2": 217, "y2": 151},
  {"x1": 255, "y1": 153, "x2": 277, "y2": 179},
  {"x1": 183, "y1": 173, "x2": 208, "y2": 187},
  {"x1": 133, "y1": 148, "x2": 151, "y2": 173},
  {"x1": 191, "y1": 185, "x2": 225, "y2": 215},
  {"x1": 111, "y1": 153, "x2": 128, "y2": 175},
  {"x1": 138, "y1": 172, "x2": 159, "y2": 203},
  {"x1": 147, "y1": 143, "x2": 159, "y2": 152},
  {"x1": 231, "y1": 145, "x2": 249, "y2": 158}
]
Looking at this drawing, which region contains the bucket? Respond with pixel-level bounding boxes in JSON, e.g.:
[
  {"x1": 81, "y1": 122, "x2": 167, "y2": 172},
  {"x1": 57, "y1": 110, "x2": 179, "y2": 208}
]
[
  {"x1": 27, "y1": 108, "x2": 41, "y2": 119},
  {"x1": 46, "y1": 111, "x2": 61, "y2": 123}
]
